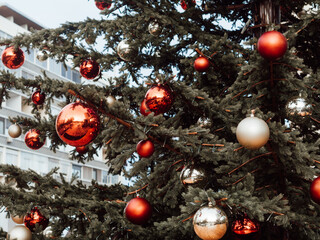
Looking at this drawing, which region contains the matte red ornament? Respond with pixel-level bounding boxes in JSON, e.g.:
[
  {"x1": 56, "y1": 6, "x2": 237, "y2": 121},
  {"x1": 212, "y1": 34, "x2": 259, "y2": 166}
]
[
  {"x1": 56, "y1": 102, "x2": 100, "y2": 147},
  {"x1": 95, "y1": 0, "x2": 111, "y2": 10},
  {"x1": 136, "y1": 140, "x2": 154, "y2": 158},
  {"x1": 124, "y1": 197, "x2": 152, "y2": 225},
  {"x1": 1, "y1": 46, "x2": 25, "y2": 69},
  {"x1": 194, "y1": 56, "x2": 210, "y2": 72},
  {"x1": 79, "y1": 59, "x2": 100, "y2": 80},
  {"x1": 257, "y1": 31, "x2": 287, "y2": 60},
  {"x1": 140, "y1": 99, "x2": 151, "y2": 116},
  {"x1": 25, "y1": 129, "x2": 46, "y2": 150},
  {"x1": 32, "y1": 90, "x2": 45, "y2": 105},
  {"x1": 24, "y1": 207, "x2": 49, "y2": 232},
  {"x1": 231, "y1": 214, "x2": 260, "y2": 240},
  {"x1": 180, "y1": 0, "x2": 196, "y2": 10},
  {"x1": 145, "y1": 84, "x2": 174, "y2": 115},
  {"x1": 76, "y1": 146, "x2": 88, "y2": 155},
  {"x1": 310, "y1": 176, "x2": 320, "y2": 204}
]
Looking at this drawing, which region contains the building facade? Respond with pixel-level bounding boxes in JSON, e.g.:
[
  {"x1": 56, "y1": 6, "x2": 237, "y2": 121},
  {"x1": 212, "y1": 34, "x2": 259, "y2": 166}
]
[{"x1": 0, "y1": 4, "x2": 124, "y2": 232}]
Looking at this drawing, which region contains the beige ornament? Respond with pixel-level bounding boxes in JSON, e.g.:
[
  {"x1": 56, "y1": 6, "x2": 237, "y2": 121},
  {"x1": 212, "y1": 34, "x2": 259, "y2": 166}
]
[{"x1": 7, "y1": 225, "x2": 32, "y2": 240}]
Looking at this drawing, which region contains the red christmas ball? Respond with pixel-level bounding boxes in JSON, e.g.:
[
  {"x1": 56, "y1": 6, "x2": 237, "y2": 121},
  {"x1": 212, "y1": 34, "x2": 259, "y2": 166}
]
[
  {"x1": 125, "y1": 197, "x2": 152, "y2": 225},
  {"x1": 310, "y1": 176, "x2": 320, "y2": 204},
  {"x1": 145, "y1": 84, "x2": 174, "y2": 115},
  {"x1": 257, "y1": 31, "x2": 287, "y2": 60},
  {"x1": 194, "y1": 56, "x2": 210, "y2": 72},
  {"x1": 231, "y1": 214, "x2": 260, "y2": 240},
  {"x1": 25, "y1": 129, "x2": 46, "y2": 150},
  {"x1": 79, "y1": 59, "x2": 100, "y2": 80},
  {"x1": 1, "y1": 46, "x2": 25, "y2": 69},
  {"x1": 76, "y1": 146, "x2": 88, "y2": 155},
  {"x1": 140, "y1": 99, "x2": 151, "y2": 116},
  {"x1": 24, "y1": 207, "x2": 49, "y2": 232},
  {"x1": 136, "y1": 140, "x2": 154, "y2": 158},
  {"x1": 32, "y1": 90, "x2": 45, "y2": 105},
  {"x1": 56, "y1": 102, "x2": 100, "y2": 147},
  {"x1": 95, "y1": 0, "x2": 112, "y2": 10},
  {"x1": 180, "y1": 0, "x2": 196, "y2": 10}
]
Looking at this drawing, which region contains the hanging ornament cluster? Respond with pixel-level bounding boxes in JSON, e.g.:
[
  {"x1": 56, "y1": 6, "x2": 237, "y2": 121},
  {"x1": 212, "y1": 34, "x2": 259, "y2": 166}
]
[
  {"x1": 180, "y1": 164, "x2": 208, "y2": 188},
  {"x1": 8, "y1": 124, "x2": 22, "y2": 138},
  {"x1": 24, "y1": 207, "x2": 49, "y2": 232},
  {"x1": 25, "y1": 129, "x2": 46, "y2": 150},
  {"x1": 257, "y1": 31, "x2": 287, "y2": 60},
  {"x1": 231, "y1": 214, "x2": 260, "y2": 240},
  {"x1": 144, "y1": 84, "x2": 174, "y2": 115},
  {"x1": 124, "y1": 196, "x2": 152, "y2": 225},
  {"x1": 32, "y1": 89, "x2": 45, "y2": 105},
  {"x1": 95, "y1": 0, "x2": 111, "y2": 10},
  {"x1": 193, "y1": 202, "x2": 228, "y2": 240},
  {"x1": 136, "y1": 140, "x2": 154, "y2": 158},
  {"x1": 148, "y1": 20, "x2": 162, "y2": 36},
  {"x1": 310, "y1": 176, "x2": 320, "y2": 204},
  {"x1": 2, "y1": 46, "x2": 25, "y2": 69},
  {"x1": 194, "y1": 56, "x2": 210, "y2": 72},
  {"x1": 7, "y1": 225, "x2": 32, "y2": 240},
  {"x1": 79, "y1": 59, "x2": 100, "y2": 80},
  {"x1": 236, "y1": 111, "x2": 270, "y2": 150},
  {"x1": 140, "y1": 99, "x2": 151, "y2": 116},
  {"x1": 36, "y1": 50, "x2": 48, "y2": 62},
  {"x1": 117, "y1": 39, "x2": 137, "y2": 62},
  {"x1": 285, "y1": 95, "x2": 312, "y2": 123}
]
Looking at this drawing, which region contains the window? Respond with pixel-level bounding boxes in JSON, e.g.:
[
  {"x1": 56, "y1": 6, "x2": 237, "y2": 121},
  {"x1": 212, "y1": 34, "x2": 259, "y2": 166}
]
[
  {"x1": 112, "y1": 175, "x2": 119, "y2": 184},
  {"x1": 20, "y1": 152, "x2": 32, "y2": 170},
  {"x1": 6, "y1": 149, "x2": 18, "y2": 165},
  {"x1": 0, "y1": 117, "x2": 4, "y2": 134},
  {"x1": 20, "y1": 152, "x2": 47, "y2": 174},
  {"x1": 72, "y1": 71, "x2": 81, "y2": 83},
  {"x1": 49, "y1": 59, "x2": 61, "y2": 75},
  {"x1": 35, "y1": 56, "x2": 48, "y2": 69},
  {"x1": 102, "y1": 170, "x2": 108, "y2": 183},
  {"x1": 92, "y1": 169, "x2": 97, "y2": 181},
  {"x1": 72, "y1": 165, "x2": 81, "y2": 178},
  {"x1": 25, "y1": 49, "x2": 34, "y2": 62},
  {"x1": 21, "y1": 71, "x2": 35, "y2": 79}
]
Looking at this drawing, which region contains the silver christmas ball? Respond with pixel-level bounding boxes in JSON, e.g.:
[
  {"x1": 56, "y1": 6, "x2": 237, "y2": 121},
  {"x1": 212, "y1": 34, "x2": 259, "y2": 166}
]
[
  {"x1": 106, "y1": 95, "x2": 117, "y2": 108},
  {"x1": 285, "y1": 96, "x2": 312, "y2": 123},
  {"x1": 43, "y1": 226, "x2": 53, "y2": 238},
  {"x1": 180, "y1": 164, "x2": 207, "y2": 188},
  {"x1": 116, "y1": 39, "x2": 137, "y2": 61},
  {"x1": 148, "y1": 20, "x2": 162, "y2": 36},
  {"x1": 8, "y1": 124, "x2": 22, "y2": 138},
  {"x1": 11, "y1": 214, "x2": 24, "y2": 224},
  {"x1": 236, "y1": 115, "x2": 270, "y2": 150},
  {"x1": 7, "y1": 225, "x2": 32, "y2": 240},
  {"x1": 197, "y1": 117, "x2": 211, "y2": 128},
  {"x1": 36, "y1": 50, "x2": 48, "y2": 62},
  {"x1": 193, "y1": 204, "x2": 228, "y2": 240}
]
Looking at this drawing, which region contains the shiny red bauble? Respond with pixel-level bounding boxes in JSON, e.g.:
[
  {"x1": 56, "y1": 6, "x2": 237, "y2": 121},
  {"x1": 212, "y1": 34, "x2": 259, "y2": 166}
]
[
  {"x1": 140, "y1": 99, "x2": 151, "y2": 116},
  {"x1": 145, "y1": 84, "x2": 174, "y2": 115},
  {"x1": 32, "y1": 90, "x2": 45, "y2": 105},
  {"x1": 310, "y1": 176, "x2": 320, "y2": 204},
  {"x1": 257, "y1": 31, "x2": 287, "y2": 60},
  {"x1": 95, "y1": 0, "x2": 111, "y2": 10},
  {"x1": 24, "y1": 207, "x2": 49, "y2": 232},
  {"x1": 125, "y1": 197, "x2": 152, "y2": 225},
  {"x1": 76, "y1": 146, "x2": 88, "y2": 155},
  {"x1": 25, "y1": 129, "x2": 46, "y2": 150},
  {"x1": 79, "y1": 59, "x2": 100, "y2": 80},
  {"x1": 194, "y1": 56, "x2": 210, "y2": 72},
  {"x1": 1, "y1": 46, "x2": 25, "y2": 69},
  {"x1": 180, "y1": 0, "x2": 196, "y2": 10},
  {"x1": 232, "y1": 214, "x2": 260, "y2": 240},
  {"x1": 56, "y1": 102, "x2": 100, "y2": 147},
  {"x1": 136, "y1": 140, "x2": 154, "y2": 158}
]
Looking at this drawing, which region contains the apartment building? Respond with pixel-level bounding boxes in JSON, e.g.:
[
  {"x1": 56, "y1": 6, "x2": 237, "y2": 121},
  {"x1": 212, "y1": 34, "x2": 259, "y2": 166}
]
[{"x1": 0, "y1": 4, "x2": 125, "y2": 232}]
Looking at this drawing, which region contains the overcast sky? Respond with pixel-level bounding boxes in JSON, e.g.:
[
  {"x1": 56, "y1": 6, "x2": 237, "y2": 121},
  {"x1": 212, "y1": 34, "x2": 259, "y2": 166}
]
[{"x1": 3, "y1": 0, "x2": 104, "y2": 28}]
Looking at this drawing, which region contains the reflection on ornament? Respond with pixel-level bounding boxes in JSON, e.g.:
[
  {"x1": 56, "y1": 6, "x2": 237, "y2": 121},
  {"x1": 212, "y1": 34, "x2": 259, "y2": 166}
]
[
  {"x1": 32, "y1": 90, "x2": 45, "y2": 105},
  {"x1": 124, "y1": 197, "x2": 152, "y2": 225},
  {"x1": 193, "y1": 203, "x2": 228, "y2": 240},
  {"x1": 257, "y1": 31, "x2": 287, "y2": 60},
  {"x1": 95, "y1": 0, "x2": 111, "y2": 10},
  {"x1": 36, "y1": 51, "x2": 48, "y2": 62},
  {"x1": 140, "y1": 99, "x2": 151, "y2": 116},
  {"x1": 79, "y1": 59, "x2": 100, "y2": 80},
  {"x1": 8, "y1": 124, "x2": 22, "y2": 138},
  {"x1": 24, "y1": 207, "x2": 49, "y2": 232},
  {"x1": 7, "y1": 225, "x2": 32, "y2": 240},
  {"x1": 148, "y1": 20, "x2": 162, "y2": 36},
  {"x1": 24, "y1": 129, "x2": 46, "y2": 150},
  {"x1": 180, "y1": 164, "x2": 207, "y2": 188},
  {"x1": 117, "y1": 39, "x2": 137, "y2": 61},
  {"x1": 55, "y1": 102, "x2": 100, "y2": 147},
  {"x1": 285, "y1": 96, "x2": 312, "y2": 123},
  {"x1": 236, "y1": 113, "x2": 269, "y2": 150},
  {"x1": 145, "y1": 84, "x2": 174, "y2": 115},
  {"x1": 2, "y1": 46, "x2": 25, "y2": 69},
  {"x1": 232, "y1": 214, "x2": 260, "y2": 240},
  {"x1": 11, "y1": 214, "x2": 25, "y2": 224}
]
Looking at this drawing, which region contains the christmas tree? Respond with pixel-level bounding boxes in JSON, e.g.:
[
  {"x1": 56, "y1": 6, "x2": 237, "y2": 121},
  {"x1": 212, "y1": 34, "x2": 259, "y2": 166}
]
[{"x1": 1, "y1": 0, "x2": 320, "y2": 239}]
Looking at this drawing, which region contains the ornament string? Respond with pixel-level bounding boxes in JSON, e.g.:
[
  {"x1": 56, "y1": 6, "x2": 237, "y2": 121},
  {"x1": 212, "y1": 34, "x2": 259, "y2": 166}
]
[
  {"x1": 79, "y1": 208, "x2": 91, "y2": 223},
  {"x1": 230, "y1": 168, "x2": 260, "y2": 185},
  {"x1": 126, "y1": 184, "x2": 149, "y2": 196}
]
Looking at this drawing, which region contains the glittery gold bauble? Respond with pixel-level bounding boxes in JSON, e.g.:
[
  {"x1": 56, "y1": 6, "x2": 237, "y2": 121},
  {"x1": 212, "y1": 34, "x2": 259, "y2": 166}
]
[
  {"x1": 148, "y1": 20, "x2": 162, "y2": 36},
  {"x1": 116, "y1": 39, "x2": 137, "y2": 61},
  {"x1": 180, "y1": 164, "x2": 207, "y2": 188},
  {"x1": 193, "y1": 204, "x2": 228, "y2": 240},
  {"x1": 285, "y1": 96, "x2": 312, "y2": 123},
  {"x1": 236, "y1": 115, "x2": 269, "y2": 150},
  {"x1": 8, "y1": 124, "x2": 22, "y2": 138},
  {"x1": 11, "y1": 214, "x2": 25, "y2": 224},
  {"x1": 7, "y1": 225, "x2": 32, "y2": 240}
]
